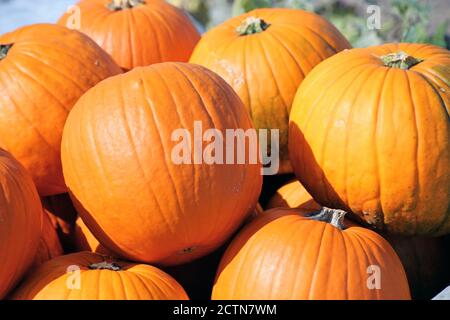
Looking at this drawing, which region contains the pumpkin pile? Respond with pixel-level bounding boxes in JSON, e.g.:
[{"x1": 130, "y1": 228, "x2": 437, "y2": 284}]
[{"x1": 0, "y1": 4, "x2": 448, "y2": 301}]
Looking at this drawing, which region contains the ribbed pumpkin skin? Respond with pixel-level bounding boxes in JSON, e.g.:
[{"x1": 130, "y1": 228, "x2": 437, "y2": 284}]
[
  {"x1": 213, "y1": 208, "x2": 411, "y2": 300},
  {"x1": 190, "y1": 8, "x2": 351, "y2": 173},
  {"x1": 0, "y1": 149, "x2": 43, "y2": 299},
  {"x1": 289, "y1": 43, "x2": 450, "y2": 235},
  {"x1": 58, "y1": 0, "x2": 200, "y2": 71},
  {"x1": 12, "y1": 252, "x2": 189, "y2": 300},
  {"x1": 0, "y1": 24, "x2": 122, "y2": 196},
  {"x1": 62, "y1": 62, "x2": 262, "y2": 266},
  {"x1": 266, "y1": 179, "x2": 320, "y2": 210},
  {"x1": 32, "y1": 210, "x2": 64, "y2": 268}
]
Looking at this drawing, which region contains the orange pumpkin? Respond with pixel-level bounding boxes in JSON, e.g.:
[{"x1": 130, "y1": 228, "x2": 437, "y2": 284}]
[
  {"x1": 61, "y1": 62, "x2": 262, "y2": 266},
  {"x1": 213, "y1": 207, "x2": 411, "y2": 300},
  {"x1": 73, "y1": 217, "x2": 110, "y2": 255},
  {"x1": 289, "y1": 43, "x2": 450, "y2": 235},
  {"x1": 267, "y1": 179, "x2": 320, "y2": 210},
  {"x1": 32, "y1": 210, "x2": 64, "y2": 268},
  {"x1": 0, "y1": 24, "x2": 122, "y2": 196},
  {"x1": 190, "y1": 8, "x2": 351, "y2": 173},
  {"x1": 58, "y1": 0, "x2": 200, "y2": 71},
  {"x1": 12, "y1": 252, "x2": 189, "y2": 300},
  {"x1": 0, "y1": 149, "x2": 43, "y2": 298}
]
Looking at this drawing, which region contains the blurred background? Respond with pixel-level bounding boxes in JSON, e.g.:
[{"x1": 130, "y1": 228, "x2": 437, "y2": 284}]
[{"x1": 0, "y1": 0, "x2": 449, "y2": 49}]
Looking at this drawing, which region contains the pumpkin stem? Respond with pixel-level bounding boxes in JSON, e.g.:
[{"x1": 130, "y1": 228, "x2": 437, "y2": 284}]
[
  {"x1": 88, "y1": 261, "x2": 122, "y2": 271},
  {"x1": 380, "y1": 51, "x2": 423, "y2": 70},
  {"x1": 107, "y1": 0, "x2": 145, "y2": 11},
  {"x1": 237, "y1": 17, "x2": 270, "y2": 36},
  {"x1": 309, "y1": 207, "x2": 347, "y2": 230},
  {"x1": 0, "y1": 44, "x2": 13, "y2": 61}
]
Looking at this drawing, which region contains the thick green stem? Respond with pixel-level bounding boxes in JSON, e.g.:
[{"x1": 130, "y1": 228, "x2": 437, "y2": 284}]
[
  {"x1": 107, "y1": 0, "x2": 145, "y2": 11},
  {"x1": 0, "y1": 44, "x2": 13, "y2": 61},
  {"x1": 88, "y1": 261, "x2": 122, "y2": 271},
  {"x1": 380, "y1": 51, "x2": 423, "y2": 70},
  {"x1": 237, "y1": 16, "x2": 270, "y2": 36},
  {"x1": 309, "y1": 207, "x2": 347, "y2": 230}
]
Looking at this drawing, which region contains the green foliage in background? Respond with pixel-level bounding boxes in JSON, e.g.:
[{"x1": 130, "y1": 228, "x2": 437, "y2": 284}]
[{"x1": 235, "y1": 0, "x2": 449, "y2": 49}]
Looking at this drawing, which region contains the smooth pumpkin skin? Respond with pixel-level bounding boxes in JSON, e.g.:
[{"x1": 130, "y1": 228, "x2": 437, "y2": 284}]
[
  {"x1": 58, "y1": 0, "x2": 201, "y2": 71},
  {"x1": 12, "y1": 252, "x2": 189, "y2": 300},
  {"x1": 190, "y1": 8, "x2": 351, "y2": 173},
  {"x1": 213, "y1": 208, "x2": 411, "y2": 300},
  {"x1": 32, "y1": 210, "x2": 64, "y2": 268},
  {"x1": 0, "y1": 149, "x2": 43, "y2": 299},
  {"x1": 0, "y1": 24, "x2": 122, "y2": 196},
  {"x1": 289, "y1": 43, "x2": 450, "y2": 235},
  {"x1": 61, "y1": 62, "x2": 262, "y2": 266},
  {"x1": 266, "y1": 179, "x2": 321, "y2": 210}
]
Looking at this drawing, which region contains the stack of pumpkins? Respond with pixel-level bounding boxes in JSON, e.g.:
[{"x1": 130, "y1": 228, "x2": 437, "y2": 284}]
[{"x1": 0, "y1": 0, "x2": 448, "y2": 300}]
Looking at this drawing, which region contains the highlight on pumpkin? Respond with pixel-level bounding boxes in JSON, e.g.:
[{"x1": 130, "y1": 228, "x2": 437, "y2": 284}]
[{"x1": 0, "y1": 0, "x2": 449, "y2": 303}]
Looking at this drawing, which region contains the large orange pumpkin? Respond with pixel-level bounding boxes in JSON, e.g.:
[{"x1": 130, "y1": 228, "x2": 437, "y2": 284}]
[
  {"x1": 12, "y1": 252, "x2": 189, "y2": 300},
  {"x1": 266, "y1": 179, "x2": 320, "y2": 210},
  {"x1": 190, "y1": 8, "x2": 351, "y2": 173},
  {"x1": 0, "y1": 149, "x2": 43, "y2": 298},
  {"x1": 58, "y1": 0, "x2": 200, "y2": 71},
  {"x1": 0, "y1": 24, "x2": 122, "y2": 196},
  {"x1": 213, "y1": 207, "x2": 411, "y2": 300},
  {"x1": 289, "y1": 43, "x2": 450, "y2": 235},
  {"x1": 62, "y1": 62, "x2": 262, "y2": 266},
  {"x1": 32, "y1": 210, "x2": 64, "y2": 268}
]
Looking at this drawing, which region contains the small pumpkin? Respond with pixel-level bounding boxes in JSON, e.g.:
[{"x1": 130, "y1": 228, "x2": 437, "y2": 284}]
[
  {"x1": 31, "y1": 210, "x2": 64, "y2": 268},
  {"x1": 384, "y1": 234, "x2": 450, "y2": 300},
  {"x1": 0, "y1": 149, "x2": 43, "y2": 298},
  {"x1": 58, "y1": 0, "x2": 201, "y2": 71},
  {"x1": 12, "y1": 252, "x2": 189, "y2": 300},
  {"x1": 61, "y1": 62, "x2": 262, "y2": 266},
  {"x1": 0, "y1": 24, "x2": 122, "y2": 196},
  {"x1": 42, "y1": 193, "x2": 79, "y2": 252},
  {"x1": 289, "y1": 43, "x2": 450, "y2": 235},
  {"x1": 73, "y1": 217, "x2": 110, "y2": 255},
  {"x1": 266, "y1": 179, "x2": 321, "y2": 210},
  {"x1": 213, "y1": 207, "x2": 411, "y2": 300},
  {"x1": 190, "y1": 8, "x2": 351, "y2": 173}
]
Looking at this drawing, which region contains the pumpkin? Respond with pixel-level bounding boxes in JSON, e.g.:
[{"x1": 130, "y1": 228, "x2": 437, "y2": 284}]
[
  {"x1": 213, "y1": 207, "x2": 411, "y2": 300},
  {"x1": 0, "y1": 149, "x2": 43, "y2": 298},
  {"x1": 0, "y1": 24, "x2": 122, "y2": 196},
  {"x1": 190, "y1": 8, "x2": 351, "y2": 173},
  {"x1": 12, "y1": 252, "x2": 189, "y2": 300},
  {"x1": 289, "y1": 43, "x2": 450, "y2": 235},
  {"x1": 61, "y1": 62, "x2": 262, "y2": 266},
  {"x1": 42, "y1": 193, "x2": 79, "y2": 252},
  {"x1": 32, "y1": 210, "x2": 64, "y2": 268},
  {"x1": 267, "y1": 179, "x2": 320, "y2": 210},
  {"x1": 58, "y1": 0, "x2": 201, "y2": 71},
  {"x1": 73, "y1": 217, "x2": 110, "y2": 255},
  {"x1": 384, "y1": 234, "x2": 450, "y2": 300}
]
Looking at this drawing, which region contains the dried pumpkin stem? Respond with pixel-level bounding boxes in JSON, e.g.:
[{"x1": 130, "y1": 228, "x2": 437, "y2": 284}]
[
  {"x1": 88, "y1": 261, "x2": 122, "y2": 271},
  {"x1": 108, "y1": 0, "x2": 145, "y2": 11},
  {"x1": 237, "y1": 17, "x2": 270, "y2": 36},
  {"x1": 380, "y1": 51, "x2": 423, "y2": 70},
  {"x1": 0, "y1": 44, "x2": 13, "y2": 61},
  {"x1": 309, "y1": 207, "x2": 347, "y2": 230}
]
